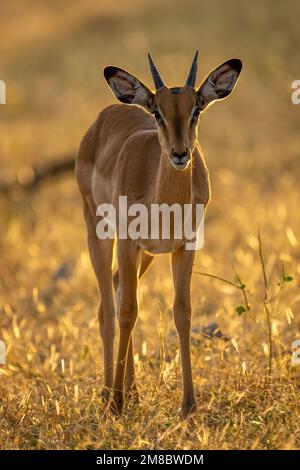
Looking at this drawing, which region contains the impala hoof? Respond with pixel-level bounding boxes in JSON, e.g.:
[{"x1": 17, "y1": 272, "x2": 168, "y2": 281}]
[
  {"x1": 101, "y1": 387, "x2": 111, "y2": 405},
  {"x1": 181, "y1": 401, "x2": 197, "y2": 419},
  {"x1": 110, "y1": 392, "x2": 124, "y2": 416}
]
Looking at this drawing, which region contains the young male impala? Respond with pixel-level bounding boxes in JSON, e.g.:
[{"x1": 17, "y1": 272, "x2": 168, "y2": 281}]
[{"x1": 76, "y1": 52, "x2": 242, "y2": 417}]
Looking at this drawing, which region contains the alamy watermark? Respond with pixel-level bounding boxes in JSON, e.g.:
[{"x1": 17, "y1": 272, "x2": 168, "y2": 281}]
[
  {"x1": 96, "y1": 196, "x2": 205, "y2": 251},
  {"x1": 291, "y1": 80, "x2": 300, "y2": 104},
  {"x1": 0, "y1": 80, "x2": 6, "y2": 104},
  {"x1": 0, "y1": 340, "x2": 6, "y2": 365},
  {"x1": 291, "y1": 340, "x2": 300, "y2": 366}
]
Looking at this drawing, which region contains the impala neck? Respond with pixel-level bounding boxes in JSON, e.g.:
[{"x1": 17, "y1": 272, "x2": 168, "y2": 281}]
[{"x1": 153, "y1": 150, "x2": 193, "y2": 206}]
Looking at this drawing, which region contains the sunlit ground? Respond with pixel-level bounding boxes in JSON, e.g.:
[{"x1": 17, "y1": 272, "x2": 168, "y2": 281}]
[{"x1": 0, "y1": 0, "x2": 300, "y2": 449}]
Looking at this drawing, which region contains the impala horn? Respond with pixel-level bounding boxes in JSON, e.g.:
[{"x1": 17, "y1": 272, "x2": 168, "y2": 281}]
[
  {"x1": 148, "y1": 53, "x2": 165, "y2": 90},
  {"x1": 185, "y1": 50, "x2": 198, "y2": 87}
]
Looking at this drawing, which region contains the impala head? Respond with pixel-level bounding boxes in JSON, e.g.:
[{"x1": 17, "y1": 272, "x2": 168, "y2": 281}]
[{"x1": 104, "y1": 52, "x2": 242, "y2": 171}]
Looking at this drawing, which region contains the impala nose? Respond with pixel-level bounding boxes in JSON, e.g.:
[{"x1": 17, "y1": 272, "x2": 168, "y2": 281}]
[{"x1": 171, "y1": 149, "x2": 189, "y2": 169}]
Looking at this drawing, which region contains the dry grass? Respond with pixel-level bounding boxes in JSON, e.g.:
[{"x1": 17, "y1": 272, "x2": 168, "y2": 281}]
[{"x1": 1, "y1": 0, "x2": 300, "y2": 450}]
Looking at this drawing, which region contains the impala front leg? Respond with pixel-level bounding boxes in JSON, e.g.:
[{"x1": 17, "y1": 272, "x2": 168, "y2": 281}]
[
  {"x1": 111, "y1": 241, "x2": 139, "y2": 415},
  {"x1": 113, "y1": 251, "x2": 153, "y2": 402},
  {"x1": 83, "y1": 200, "x2": 115, "y2": 404},
  {"x1": 172, "y1": 246, "x2": 196, "y2": 418}
]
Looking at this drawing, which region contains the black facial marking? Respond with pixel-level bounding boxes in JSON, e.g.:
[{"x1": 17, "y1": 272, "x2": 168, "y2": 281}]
[{"x1": 170, "y1": 87, "x2": 181, "y2": 94}]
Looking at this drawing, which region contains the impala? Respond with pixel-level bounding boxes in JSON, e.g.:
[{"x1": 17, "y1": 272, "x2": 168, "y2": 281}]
[{"x1": 75, "y1": 52, "x2": 242, "y2": 417}]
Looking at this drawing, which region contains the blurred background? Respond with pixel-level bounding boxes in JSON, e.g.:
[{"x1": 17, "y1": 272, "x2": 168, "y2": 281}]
[{"x1": 0, "y1": 0, "x2": 300, "y2": 450}]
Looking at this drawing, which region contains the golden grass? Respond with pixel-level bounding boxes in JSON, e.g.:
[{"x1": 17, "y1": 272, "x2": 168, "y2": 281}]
[{"x1": 1, "y1": 0, "x2": 300, "y2": 450}]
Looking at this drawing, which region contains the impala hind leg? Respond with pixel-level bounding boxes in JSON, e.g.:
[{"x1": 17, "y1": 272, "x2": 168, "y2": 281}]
[
  {"x1": 83, "y1": 200, "x2": 115, "y2": 404},
  {"x1": 113, "y1": 252, "x2": 153, "y2": 401},
  {"x1": 172, "y1": 246, "x2": 196, "y2": 418},
  {"x1": 111, "y1": 242, "x2": 140, "y2": 415}
]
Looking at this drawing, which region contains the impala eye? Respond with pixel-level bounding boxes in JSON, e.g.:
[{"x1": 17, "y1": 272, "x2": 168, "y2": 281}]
[
  {"x1": 192, "y1": 108, "x2": 200, "y2": 120},
  {"x1": 153, "y1": 111, "x2": 163, "y2": 123}
]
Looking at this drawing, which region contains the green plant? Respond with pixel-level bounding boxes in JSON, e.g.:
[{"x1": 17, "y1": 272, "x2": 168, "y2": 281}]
[{"x1": 194, "y1": 231, "x2": 294, "y2": 377}]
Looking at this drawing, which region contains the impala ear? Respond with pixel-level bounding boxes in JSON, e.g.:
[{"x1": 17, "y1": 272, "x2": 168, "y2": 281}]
[
  {"x1": 197, "y1": 59, "x2": 242, "y2": 111},
  {"x1": 104, "y1": 66, "x2": 155, "y2": 111}
]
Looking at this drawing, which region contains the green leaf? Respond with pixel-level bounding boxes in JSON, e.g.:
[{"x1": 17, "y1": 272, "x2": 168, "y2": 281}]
[
  {"x1": 283, "y1": 275, "x2": 294, "y2": 283},
  {"x1": 236, "y1": 305, "x2": 246, "y2": 316}
]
